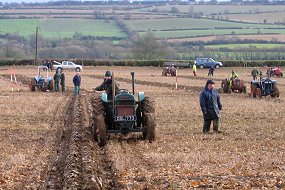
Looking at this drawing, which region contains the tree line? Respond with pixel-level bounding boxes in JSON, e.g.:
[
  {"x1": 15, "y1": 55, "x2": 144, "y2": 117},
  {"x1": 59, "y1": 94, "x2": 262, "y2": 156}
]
[{"x1": 1, "y1": 31, "x2": 285, "y2": 61}]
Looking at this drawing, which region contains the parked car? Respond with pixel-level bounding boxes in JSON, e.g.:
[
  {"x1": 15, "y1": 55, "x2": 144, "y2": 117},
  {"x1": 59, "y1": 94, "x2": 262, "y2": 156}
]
[
  {"x1": 194, "y1": 58, "x2": 223, "y2": 69},
  {"x1": 52, "y1": 61, "x2": 83, "y2": 72}
]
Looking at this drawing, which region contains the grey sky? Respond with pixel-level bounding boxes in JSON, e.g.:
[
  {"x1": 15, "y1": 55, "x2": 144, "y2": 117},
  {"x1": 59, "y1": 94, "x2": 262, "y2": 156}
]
[{"x1": 2, "y1": 0, "x2": 50, "y2": 3}]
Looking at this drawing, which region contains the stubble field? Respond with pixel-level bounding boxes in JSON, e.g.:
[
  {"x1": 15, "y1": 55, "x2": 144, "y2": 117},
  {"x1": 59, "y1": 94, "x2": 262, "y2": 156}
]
[{"x1": 0, "y1": 65, "x2": 285, "y2": 189}]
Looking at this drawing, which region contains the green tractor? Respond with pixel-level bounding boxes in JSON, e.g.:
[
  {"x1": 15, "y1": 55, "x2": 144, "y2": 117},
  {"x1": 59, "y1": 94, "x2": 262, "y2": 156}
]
[{"x1": 91, "y1": 72, "x2": 155, "y2": 146}]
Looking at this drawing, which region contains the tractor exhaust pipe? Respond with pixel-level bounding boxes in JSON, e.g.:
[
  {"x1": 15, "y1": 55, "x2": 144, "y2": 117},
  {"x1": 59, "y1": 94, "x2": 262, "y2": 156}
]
[
  {"x1": 131, "y1": 72, "x2": 135, "y2": 96},
  {"x1": 112, "y1": 72, "x2": 115, "y2": 108}
]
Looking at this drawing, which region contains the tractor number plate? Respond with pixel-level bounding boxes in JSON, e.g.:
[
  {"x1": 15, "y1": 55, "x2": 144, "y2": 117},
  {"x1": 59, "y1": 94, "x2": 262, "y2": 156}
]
[{"x1": 115, "y1": 115, "x2": 136, "y2": 121}]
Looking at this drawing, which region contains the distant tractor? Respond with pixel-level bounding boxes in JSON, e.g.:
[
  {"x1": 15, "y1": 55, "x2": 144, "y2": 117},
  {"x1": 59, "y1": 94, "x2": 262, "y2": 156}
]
[
  {"x1": 270, "y1": 67, "x2": 283, "y2": 77},
  {"x1": 250, "y1": 76, "x2": 279, "y2": 98},
  {"x1": 91, "y1": 72, "x2": 156, "y2": 146},
  {"x1": 221, "y1": 78, "x2": 246, "y2": 93},
  {"x1": 162, "y1": 65, "x2": 176, "y2": 76},
  {"x1": 29, "y1": 66, "x2": 54, "y2": 92}
]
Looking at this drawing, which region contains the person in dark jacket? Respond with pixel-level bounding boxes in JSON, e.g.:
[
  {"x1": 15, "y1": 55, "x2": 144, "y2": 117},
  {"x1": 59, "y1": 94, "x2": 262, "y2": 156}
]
[
  {"x1": 73, "y1": 72, "x2": 81, "y2": 96},
  {"x1": 199, "y1": 80, "x2": 222, "y2": 133},
  {"x1": 94, "y1": 71, "x2": 119, "y2": 99},
  {"x1": 53, "y1": 71, "x2": 61, "y2": 92},
  {"x1": 251, "y1": 67, "x2": 259, "y2": 81},
  {"x1": 60, "y1": 71, "x2": 65, "y2": 92},
  {"x1": 208, "y1": 66, "x2": 215, "y2": 77}
]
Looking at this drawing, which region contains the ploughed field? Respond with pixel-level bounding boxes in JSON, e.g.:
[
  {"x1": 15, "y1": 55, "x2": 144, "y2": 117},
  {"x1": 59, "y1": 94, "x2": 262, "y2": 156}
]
[{"x1": 0, "y1": 66, "x2": 285, "y2": 189}]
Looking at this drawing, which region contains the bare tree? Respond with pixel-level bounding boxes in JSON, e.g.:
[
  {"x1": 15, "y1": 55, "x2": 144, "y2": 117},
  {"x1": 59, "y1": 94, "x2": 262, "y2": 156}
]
[{"x1": 132, "y1": 32, "x2": 168, "y2": 60}]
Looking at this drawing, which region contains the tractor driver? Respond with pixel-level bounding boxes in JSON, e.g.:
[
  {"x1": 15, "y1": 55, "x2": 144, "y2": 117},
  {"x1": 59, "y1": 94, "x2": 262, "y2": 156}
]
[
  {"x1": 229, "y1": 70, "x2": 239, "y2": 88},
  {"x1": 94, "y1": 71, "x2": 119, "y2": 99},
  {"x1": 230, "y1": 70, "x2": 239, "y2": 81}
]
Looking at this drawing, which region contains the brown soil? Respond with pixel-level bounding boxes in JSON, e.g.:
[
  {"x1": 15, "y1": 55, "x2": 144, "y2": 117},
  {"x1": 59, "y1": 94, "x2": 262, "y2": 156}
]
[{"x1": 1, "y1": 66, "x2": 285, "y2": 189}]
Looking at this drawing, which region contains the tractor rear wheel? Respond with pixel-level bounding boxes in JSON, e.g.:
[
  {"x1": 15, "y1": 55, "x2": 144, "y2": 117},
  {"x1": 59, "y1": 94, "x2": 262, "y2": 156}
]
[
  {"x1": 143, "y1": 96, "x2": 155, "y2": 113},
  {"x1": 162, "y1": 68, "x2": 167, "y2": 76},
  {"x1": 228, "y1": 86, "x2": 232, "y2": 94},
  {"x1": 49, "y1": 80, "x2": 54, "y2": 92},
  {"x1": 256, "y1": 88, "x2": 261, "y2": 98},
  {"x1": 221, "y1": 80, "x2": 228, "y2": 93},
  {"x1": 91, "y1": 92, "x2": 106, "y2": 144},
  {"x1": 142, "y1": 97, "x2": 156, "y2": 142},
  {"x1": 29, "y1": 78, "x2": 36, "y2": 91},
  {"x1": 142, "y1": 113, "x2": 155, "y2": 142},
  {"x1": 92, "y1": 92, "x2": 105, "y2": 116},
  {"x1": 93, "y1": 115, "x2": 106, "y2": 146},
  {"x1": 251, "y1": 86, "x2": 257, "y2": 98},
  {"x1": 271, "y1": 86, "x2": 280, "y2": 98},
  {"x1": 242, "y1": 86, "x2": 246, "y2": 93}
]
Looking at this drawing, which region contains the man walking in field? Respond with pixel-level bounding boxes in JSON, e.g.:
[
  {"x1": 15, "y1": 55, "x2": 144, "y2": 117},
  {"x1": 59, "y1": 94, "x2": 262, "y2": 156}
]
[
  {"x1": 199, "y1": 80, "x2": 222, "y2": 133},
  {"x1": 53, "y1": 70, "x2": 61, "y2": 92},
  {"x1": 73, "y1": 72, "x2": 81, "y2": 96},
  {"x1": 192, "y1": 63, "x2": 197, "y2": 76},
  {"x1": 208, "y1": 66, "x2": 214, "y2": 77}
]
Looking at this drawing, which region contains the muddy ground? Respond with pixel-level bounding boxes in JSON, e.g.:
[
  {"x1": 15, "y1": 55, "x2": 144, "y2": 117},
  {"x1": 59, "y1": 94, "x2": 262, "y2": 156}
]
[{"x1": 0, "y1": 66, "x2": 285, "y2": 189}]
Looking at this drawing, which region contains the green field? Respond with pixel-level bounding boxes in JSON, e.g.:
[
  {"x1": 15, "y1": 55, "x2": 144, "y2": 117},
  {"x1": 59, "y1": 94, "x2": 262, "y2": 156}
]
[
  {"x1": 219, "y1": 12, "x2": 285, "y2": 24},
  {"x1": 205, "y1": 43, "x2": 285, "y2": 49},
  {"x1": 141, "y1": 5, "x2": 285, "y2": 15},
  {"x1": 138, "y1": 28, "x2": 285, "y2": 38},
  {"x1": 0, "y1": 18, "x2": 127, "y2": 39},
  {"x1": 123, "y1": 17, "x2": 285, "y2": 31}
]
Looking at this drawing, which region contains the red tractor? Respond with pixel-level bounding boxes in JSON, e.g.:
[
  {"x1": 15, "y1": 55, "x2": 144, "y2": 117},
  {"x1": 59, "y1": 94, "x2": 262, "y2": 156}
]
[
  {"x1": 221, "y1": 78, "x2": 246, "y2": 94},
  {"x1": 270, "y1": 67, "x2": 283, "y2": 77},
  {"x1": 162, "y1": 65, "x2": 176, "y2": 76}
]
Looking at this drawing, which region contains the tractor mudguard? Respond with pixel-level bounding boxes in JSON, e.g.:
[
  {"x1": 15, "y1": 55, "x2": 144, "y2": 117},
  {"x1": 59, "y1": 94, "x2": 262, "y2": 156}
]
[
  {"x1": 138, "y1": 92, "x2": 145, "y2": 102},
  {"x1": 101, "y1": 93, "x2": 108, "y2": 102}
]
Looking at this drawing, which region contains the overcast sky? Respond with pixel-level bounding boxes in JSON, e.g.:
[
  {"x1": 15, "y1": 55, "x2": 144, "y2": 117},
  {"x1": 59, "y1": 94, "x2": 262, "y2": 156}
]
[{"x1": 2, "y1": 0, "x2": 50, "y2": 3}]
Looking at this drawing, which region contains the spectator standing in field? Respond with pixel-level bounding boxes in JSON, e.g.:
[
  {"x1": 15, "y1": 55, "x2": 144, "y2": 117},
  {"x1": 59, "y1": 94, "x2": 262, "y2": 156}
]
[
  {"x1": 192, "y1": 63, "x2": 197, "y2": 76},
  {"x1": 208, "y1": 66, "x2": 215, "y2": 77},
  {"x1": 199, "y1": 80, "x2": 223, "y2": 133},
  {"x1": 73, "y1": 72, "x2": 81, "y2": 96},
  {"x1": 53, "y1": 71, "x2": 61, "y2": 92},
  {"x1": 251, "y1": 67, "x2": 259, "y2": 81},
  {"x1": 259, "y1": 70, "x2": 263, "y2": 80},
  {"x1": 48, "y1": 60, "x2": 53, "y2": 71},
  {"x1": 60, "y1": 71, "x2": 65, "y2": 92}
]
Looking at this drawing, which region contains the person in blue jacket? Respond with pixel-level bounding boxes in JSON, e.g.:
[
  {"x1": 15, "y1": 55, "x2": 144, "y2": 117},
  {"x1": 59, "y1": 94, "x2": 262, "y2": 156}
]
[
  {"x1": 199, "y1": 80, "x2": 223, "y2": 133},
  {"x1": 73, "y1": 72, "x2": 81, "y2": 96}
]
